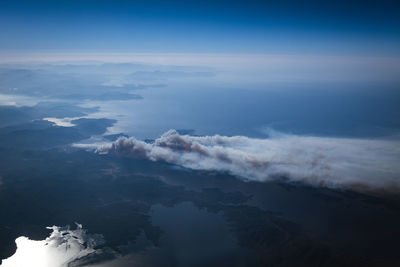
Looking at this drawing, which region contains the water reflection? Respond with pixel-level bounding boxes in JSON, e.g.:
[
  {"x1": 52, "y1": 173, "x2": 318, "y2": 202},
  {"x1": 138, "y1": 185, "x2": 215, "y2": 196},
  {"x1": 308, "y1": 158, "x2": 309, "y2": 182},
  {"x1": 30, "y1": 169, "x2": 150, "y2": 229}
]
[{"x1": 1, "y1": 224, "x2": 103, "y2": 267}]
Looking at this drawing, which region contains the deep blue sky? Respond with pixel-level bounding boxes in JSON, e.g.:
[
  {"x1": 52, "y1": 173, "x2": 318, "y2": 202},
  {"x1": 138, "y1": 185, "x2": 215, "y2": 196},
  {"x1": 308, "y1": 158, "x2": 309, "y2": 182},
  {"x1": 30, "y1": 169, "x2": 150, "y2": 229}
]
[{"x1": 0, "y1": 0, "x2": 400, "y2": 55}]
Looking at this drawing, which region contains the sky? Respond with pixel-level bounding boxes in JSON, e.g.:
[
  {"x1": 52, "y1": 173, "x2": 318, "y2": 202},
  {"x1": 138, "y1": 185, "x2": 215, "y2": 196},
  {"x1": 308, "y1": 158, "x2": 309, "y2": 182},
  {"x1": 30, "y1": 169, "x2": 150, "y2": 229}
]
[{"x1": 1, "y1": 0, "x2": 400, "y2": 55}]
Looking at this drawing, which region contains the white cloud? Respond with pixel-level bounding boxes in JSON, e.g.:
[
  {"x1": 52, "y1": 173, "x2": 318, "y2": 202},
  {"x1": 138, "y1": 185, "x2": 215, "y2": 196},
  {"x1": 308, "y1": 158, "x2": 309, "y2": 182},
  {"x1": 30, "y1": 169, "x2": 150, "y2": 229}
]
[
  {"x1": 43, "y1": 117, "x2": 84, "y2": 127},
  {"x1": 1, "y1": 223, "x2": 103, "y2": 267},
  {"x1": 97, "y1": 130, "x2": 400, "y2": 193}
]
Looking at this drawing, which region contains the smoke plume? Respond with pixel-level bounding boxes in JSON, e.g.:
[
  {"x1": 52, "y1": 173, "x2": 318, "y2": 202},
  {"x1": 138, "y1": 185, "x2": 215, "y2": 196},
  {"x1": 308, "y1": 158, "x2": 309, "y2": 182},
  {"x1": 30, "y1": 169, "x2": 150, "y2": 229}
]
[{"x1": 97, "y1": 130, "x2": 400, "y2": 193}]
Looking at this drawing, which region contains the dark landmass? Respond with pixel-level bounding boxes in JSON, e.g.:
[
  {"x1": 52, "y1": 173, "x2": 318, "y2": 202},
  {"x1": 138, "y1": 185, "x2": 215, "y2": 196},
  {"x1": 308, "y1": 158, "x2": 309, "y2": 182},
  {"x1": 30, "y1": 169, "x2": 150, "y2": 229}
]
[
  {"x1": 0, "y1": 102, "x2": 97, "y2": 127},
  {"x1": 103, "y1": 133, "x2": 130, "y2": 141},
  {"x1": 0, "y1": 118, "x2": 115, "y2": 149},
  {"x1": 0, "y1": 103, "x2": 400, "y2": 266},
  {"x1": 128, "y1": 71, "x2": 215, "y2": 81},
  {"x1": 0, "y1": 65, "x2": 169, "y2": 101}
]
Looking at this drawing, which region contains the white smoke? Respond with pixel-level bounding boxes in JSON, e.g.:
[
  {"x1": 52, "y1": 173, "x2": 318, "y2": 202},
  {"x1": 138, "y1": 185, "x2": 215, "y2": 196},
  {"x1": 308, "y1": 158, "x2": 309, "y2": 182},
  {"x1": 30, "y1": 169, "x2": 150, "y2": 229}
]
[
  {"x1": 1, "y1": 223, "x2": 103, "y2": 267},
  {"x1": 97, "y1": 130, "x2": 400, "y2": 193}
]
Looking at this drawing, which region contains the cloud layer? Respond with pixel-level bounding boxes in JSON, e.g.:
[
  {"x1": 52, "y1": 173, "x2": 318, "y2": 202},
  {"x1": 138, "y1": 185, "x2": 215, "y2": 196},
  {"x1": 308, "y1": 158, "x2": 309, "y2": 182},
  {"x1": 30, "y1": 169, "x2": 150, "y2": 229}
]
[
  {"x1": 1, "y1": 224, "x2": 103, "y2": 267},
  {"x1": 98, "y1": 130, "x2": 400, "y2": 193}
]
